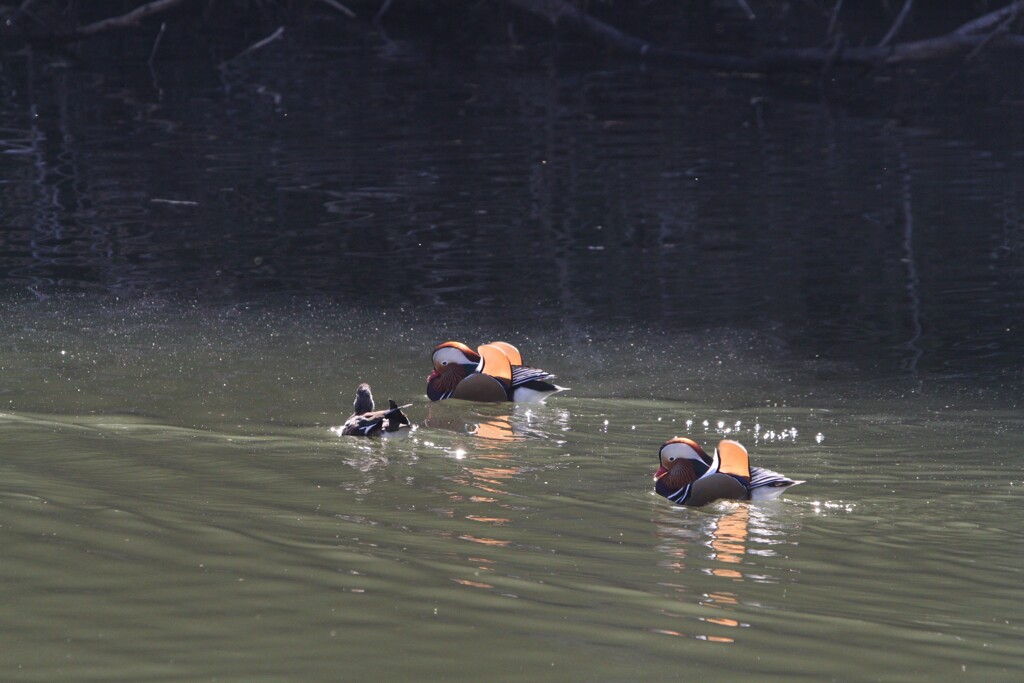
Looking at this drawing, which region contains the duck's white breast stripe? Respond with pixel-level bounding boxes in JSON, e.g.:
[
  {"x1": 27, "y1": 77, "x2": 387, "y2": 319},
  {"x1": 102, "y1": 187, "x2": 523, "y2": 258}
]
[
  {"x1": 692, "y1": 450, "x2": 721, "y2": 484},
  {"x1": 666, "y1": 484, "x2": 691, "y2": 503}
]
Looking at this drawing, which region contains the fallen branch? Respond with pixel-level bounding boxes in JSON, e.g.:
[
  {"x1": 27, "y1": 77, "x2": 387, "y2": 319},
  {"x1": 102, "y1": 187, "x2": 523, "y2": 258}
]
[
  {"x1": 956, "y1": 0, "x2": 1024, "y2": 35},
  {"x1": 965, "y1": 10, "x2": 1017, "y2": 63}
]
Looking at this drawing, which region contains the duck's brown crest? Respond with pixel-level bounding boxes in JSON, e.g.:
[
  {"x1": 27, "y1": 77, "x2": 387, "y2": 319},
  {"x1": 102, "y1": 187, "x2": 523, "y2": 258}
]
[
  {"x1": 434, "y1": 341, "x2": 480, "y2": 360},
  {"x1": 659, "y1": 436, "x2": 705, "y2": 454}
]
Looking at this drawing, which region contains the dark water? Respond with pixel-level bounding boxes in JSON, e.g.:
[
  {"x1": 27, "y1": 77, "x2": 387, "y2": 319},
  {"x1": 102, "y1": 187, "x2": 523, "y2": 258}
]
[{"x1": 1, "y1": 32, "x2": 1022, "y2": 681}]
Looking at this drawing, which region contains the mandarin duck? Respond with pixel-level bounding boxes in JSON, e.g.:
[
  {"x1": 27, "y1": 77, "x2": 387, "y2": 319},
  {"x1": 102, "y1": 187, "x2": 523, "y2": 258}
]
[
  {"x1": 654, "y1": 437, "x2": 803, "y2": 507},
  {"x1": 427, "y1": 341, "x2": 565, "y2": 403},
  {"x1": 340, "y1": 383, "x2": 412, "y2": 436}
]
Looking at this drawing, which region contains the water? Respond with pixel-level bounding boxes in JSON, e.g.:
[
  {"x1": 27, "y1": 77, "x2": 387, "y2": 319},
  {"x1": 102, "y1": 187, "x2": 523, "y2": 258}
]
[{"x1": 1, "y1": 34, "x2": 1023, "y2": 681}]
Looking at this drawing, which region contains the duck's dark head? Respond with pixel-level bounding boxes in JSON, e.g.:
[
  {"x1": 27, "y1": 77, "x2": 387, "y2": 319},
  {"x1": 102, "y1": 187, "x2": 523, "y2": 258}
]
[{"x1": 352, "y1": 383, "x2": 374, "y2": 414}]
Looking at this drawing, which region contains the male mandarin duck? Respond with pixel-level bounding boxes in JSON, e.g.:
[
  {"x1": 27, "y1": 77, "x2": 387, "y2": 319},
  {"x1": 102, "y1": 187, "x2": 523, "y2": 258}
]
[
  {"x1": 340, "y1": 383, "x2": 412, "y2": 436},
  {"x1": 654, "y1": 437, "x2": 803, "y2": 507},
  {"x1": 427, "y1": 341, "x2": 565, "y2": 403}
]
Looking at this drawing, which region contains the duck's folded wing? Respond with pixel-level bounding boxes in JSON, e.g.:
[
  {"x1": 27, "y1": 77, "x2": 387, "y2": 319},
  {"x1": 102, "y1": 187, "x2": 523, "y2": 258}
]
[
  {"x1": 510, "y1": 365, "x2": 556, "y2": 388},
  {"x1": 341, "y1": 413, "x2": 385, "y2": 436},
  {"x1": 748, "y1": 466, "x2": 804, "y2": 500}
]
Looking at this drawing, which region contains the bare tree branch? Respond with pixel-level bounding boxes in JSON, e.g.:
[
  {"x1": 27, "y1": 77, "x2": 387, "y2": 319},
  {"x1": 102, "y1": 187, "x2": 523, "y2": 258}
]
[
  {"x1": 500, "y1": 0, "x2": 1024, "y2": 74},
  {"x1": 879, "y1": 0, "x2": 913, "y2": 48},
  {"x1": 12, "y1": 0, "x2": 1024, "y2": 78},
  {"x1": 220, "y1": 26, "x2": 285, "y2": 67},
  {"x1": 826, "y1": 0, "x2": 844, "y2": 39},
  {"x1": 317, "y1": 0, "x2": 356, "y2": 20},
  {"x1": 375, "y1": 0, "x2": 396, "y2": 25},
  {"x1": 45, "y1": 0, "x2": 192, "y2": 43},
  {"x1": 148, "y1": 20, "x2": 167, "y2": 65},
  {"x1": 500, "y1": 0, "x2": 657, "y2": 57}
]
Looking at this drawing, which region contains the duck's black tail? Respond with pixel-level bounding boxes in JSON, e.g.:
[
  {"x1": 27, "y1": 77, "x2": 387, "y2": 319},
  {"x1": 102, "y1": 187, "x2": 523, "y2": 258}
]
[{"x1": 384, "y1": 400, "x2": 412, "y2": 430}]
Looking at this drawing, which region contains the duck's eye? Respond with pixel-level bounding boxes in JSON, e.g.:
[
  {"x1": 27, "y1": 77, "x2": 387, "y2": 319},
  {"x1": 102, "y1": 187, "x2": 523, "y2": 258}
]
[
  {"x1": 441, "y1": 361, "x2": 448, "y2": 366},
  {"x1": 666, "y1": 455, "x2": 676, "y2": 462}
]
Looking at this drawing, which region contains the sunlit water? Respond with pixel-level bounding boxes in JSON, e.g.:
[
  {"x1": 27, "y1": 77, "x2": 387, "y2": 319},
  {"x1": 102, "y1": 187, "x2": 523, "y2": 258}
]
[
  {"x1": 2, "y1": 33, "x2": 1023, "y2": 682},
  {"x1": 1, "y1": 300, "x2": 1021, "y2": 681}
]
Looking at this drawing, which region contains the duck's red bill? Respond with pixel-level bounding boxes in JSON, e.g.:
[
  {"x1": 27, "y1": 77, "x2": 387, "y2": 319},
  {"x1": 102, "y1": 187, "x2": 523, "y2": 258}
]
[
  {"x1": 655, "y1": 465, "x2": 668, "y2": 480},
  {"x1": 427, "y1": 370, "x2": 440, "y2": 383}
]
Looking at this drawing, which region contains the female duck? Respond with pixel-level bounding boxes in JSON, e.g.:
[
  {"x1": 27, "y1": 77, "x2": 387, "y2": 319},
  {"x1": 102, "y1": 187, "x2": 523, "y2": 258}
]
[
  {"x1": 340, "y1": 383, "x2": 412, "y2": 436},
  {"x1": 427, "y1": 341, "x2": 564, "y2": 403},
  {"x1": 654, "y1": 437, "x2": 802, "y2": 507}
]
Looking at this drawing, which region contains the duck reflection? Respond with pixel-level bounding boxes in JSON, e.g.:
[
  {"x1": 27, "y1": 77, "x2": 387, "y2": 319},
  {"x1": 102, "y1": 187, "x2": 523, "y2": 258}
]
[
  {"x1": 652, "y1": 503, "x2": 790, "y2": 643},
  {"x1": 423, "y1": 402, "x2": 571, "y2": 446},
  {"x1": 654, "y1": 502, "x2": 788, "y2": 580},
  {"x1": 443, "y1": 450, "x2": 520, "y2": 585},
  {"x1": 448, "y1": 451, "x2": 521, "y2": 499},
  {"x1": 421, "y1": 403, "x2": 573, "y2": 592},
  {"x1": 699, "y1": 591, "x2": 746, "y2": 630},
  {"x1": 424, "y1": 402, "x2": 521, "y2": 444},
  {"x1": 336, "y1": 439, "x2": 399, "y2": 497},
  {"x1": 468, "y1": 417, "x2": 518, "y2": 442},
  {"x1": 707, "y1": 504, "x2": 749, "y2": 578}
]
